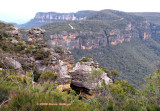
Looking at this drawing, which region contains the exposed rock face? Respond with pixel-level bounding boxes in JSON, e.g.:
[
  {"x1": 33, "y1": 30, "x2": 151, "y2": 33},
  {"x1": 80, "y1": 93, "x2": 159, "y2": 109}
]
[
  {"x1": 5, "y1": 57, "x2": 22, "y2": 70},
  {"x1": 42, "y1": 10, "x2": 151, "y2": 50},
  {"x1": 22, "y1": 28, "x2": 74, "y2": 79},
  {"x1": 28, "y1": 28, "x2": 45, "y2": 37},
  {"x1": 35, "y1": 13, "x2": 84, "y2": 23},
  {"x1": 27, "y1": 28, "x2": 74, "y2": 91},
  {"x1": 70, "y1": 58, "x2": 112, "y2": 93},
  {"x1": 0, "y1": 26, "x2": 75, "y2": 91},
  {"x1": 27, "y1": 28, "x2": 47, "y2": 47},
  {"x1": 16, "y1": 11, "x2": 95, "y2": 29},
  {"x1": 34, "y1": 11, "x2": 95, "y2": 23},
  {"x1": 47, "y1": 28, "x2": 151, "y2": 50},
  {"x1": 11, "y1": 39, "x2": 18, "y2": 44},
  {"x1": 5, "y1": 26, "x2": 20, "y2": 37},
  {"x1": 56, "y1": 76, "x2": 72, "y2": 92}
]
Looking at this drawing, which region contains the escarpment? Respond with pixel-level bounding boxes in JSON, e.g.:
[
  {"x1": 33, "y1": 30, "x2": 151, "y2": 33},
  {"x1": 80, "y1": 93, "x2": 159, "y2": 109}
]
[
  {"x1": 44, "y1": 22, "x2": 151, "y2": 50},
  {"x1": 42, "y1": 10, "x2": 151, "y2": 50}
]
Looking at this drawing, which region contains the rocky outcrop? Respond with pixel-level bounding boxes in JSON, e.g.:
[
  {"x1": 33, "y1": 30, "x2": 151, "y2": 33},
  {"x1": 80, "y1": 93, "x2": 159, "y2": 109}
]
[
  {"x1": 0, "y1": 26, "x2": 75, "y2": 91},
  {"x1": 20, "y1": 28, "x2": 74, "y2": 76},
  {"x1": 5, "y1": 26, "x2": 20, "y2": 37},
  {"x1": 5, "y1": 57, "x2": 22, "y2": 70},
  {"x1": 28, "y1": 28, "x2": 45, "y2": 37},
  {"x1": 70, "y1": 57, "x2": 112, "y2": 94}
]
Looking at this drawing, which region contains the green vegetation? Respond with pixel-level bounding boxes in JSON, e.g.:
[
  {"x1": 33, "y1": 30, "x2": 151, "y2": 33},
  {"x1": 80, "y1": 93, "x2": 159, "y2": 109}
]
[
  {"x1": 71, "y1": 38, "x2": 160, "y2": 85},
  {"x1": 40, "y1": 70, "x2": 59, "y2": 82},
  {"x1": 133, "y1": 12, "x2": 160, "y2": 24},
  {"x1": 87, "y1": 9, "x2": 146, "y2": 30},
  {"x1": 42, "y1": 20, "x2": 112, "y2": 36},
  {"x1": 87, "y1": 70, "x2": 160, "y2": 111},
  {"x1": 0, "y1": 67, "x2": 159, "y2": 110},
  {"x1": 0, "y1": 25, "x2": 27, "y2": 54},
  {"x1": 0, "y1": 22, "x2": 14, "y2": 33},
  {"x1": 34, "y1": 49, "x2": 51, "y2": 60},
  {"x1": 81, "y1": 56, "x2": 92, "y2": 62},
  {"x1": 54, "y1": 46, "x2": 64, "y2": 54},
  {"x1": 89, "y1": 68, "x2": 104, "y2": 83}
]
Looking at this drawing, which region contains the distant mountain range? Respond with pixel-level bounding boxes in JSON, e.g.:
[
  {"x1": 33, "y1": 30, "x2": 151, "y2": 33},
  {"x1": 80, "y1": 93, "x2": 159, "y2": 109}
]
[{"x1": 11, "y1": 10, "x2": 160, "y2": 30}]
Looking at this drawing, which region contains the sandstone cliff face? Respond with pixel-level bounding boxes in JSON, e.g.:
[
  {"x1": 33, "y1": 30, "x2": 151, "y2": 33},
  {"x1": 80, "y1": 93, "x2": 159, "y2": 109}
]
[
  {"x1": 42, "y1": 10, "x2": 151, "y2": 49},
  {"x1": 15, "y1": 11, "x2": 95, "y2": 29},
  {"x1": 35, "y1": 13, "x2": 85, "y2": 23},
  {"x1": 32, "y1": 11, "x2": 95, "y2": 24},
  {"x1": 47, "y1": 27, "x2": 151, "y2": 50}
]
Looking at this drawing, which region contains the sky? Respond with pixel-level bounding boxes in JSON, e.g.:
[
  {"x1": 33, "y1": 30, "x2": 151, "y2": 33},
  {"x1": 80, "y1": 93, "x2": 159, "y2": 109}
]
[{"x1": 0, "y1": 0, "x2": 160, "y2": 24}]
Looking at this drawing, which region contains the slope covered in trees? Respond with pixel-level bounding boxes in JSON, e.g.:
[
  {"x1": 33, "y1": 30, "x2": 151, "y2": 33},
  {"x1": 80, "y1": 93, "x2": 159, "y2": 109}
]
[{"x1": 71, "y1": 37, "x2": 160, "y2": 85}]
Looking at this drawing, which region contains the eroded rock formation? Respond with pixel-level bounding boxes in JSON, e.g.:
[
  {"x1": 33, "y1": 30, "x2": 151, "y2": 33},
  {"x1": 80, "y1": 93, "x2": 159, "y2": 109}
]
[
  {"x1": 70, "y1": 57, "x2": 112, "y2": 94},
  {"x1": 47, "y1": 29, "x2": 151, "y2": 50}
]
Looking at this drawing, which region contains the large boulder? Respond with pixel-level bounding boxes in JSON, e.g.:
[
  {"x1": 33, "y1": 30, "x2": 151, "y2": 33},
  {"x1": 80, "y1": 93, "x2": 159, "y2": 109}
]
[
  {"x1": 5, "y1": 57, "x2": 22, "y2": 70},
  {"x1": 70, "y1": 57, "x2": 112, "y2": 93}
]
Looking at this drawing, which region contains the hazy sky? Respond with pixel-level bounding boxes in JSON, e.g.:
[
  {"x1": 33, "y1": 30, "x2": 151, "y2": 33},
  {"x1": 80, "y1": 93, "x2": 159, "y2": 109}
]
[{"x1": 0, "y1": 0, "x2": 160, "y2": 24}]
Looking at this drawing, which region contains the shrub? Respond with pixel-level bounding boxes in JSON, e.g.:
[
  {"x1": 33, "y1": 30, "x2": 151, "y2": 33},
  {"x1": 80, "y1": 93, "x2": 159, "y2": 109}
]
[
  {"x1": 14, "y1": 42, "x2": 26, "y2": 52},
  {"x1": 81, "y1": 57, "x2": 91, "y2": 62},
  {"x1": 33, "y1": 71, "x2": 41, "y2": 82},
  {"x1": 2, "y1": 33, "x2": 8, "y2": 37},
  {"x1": 0, "y1": 85, "x2": 10, "y2": 102},
  {"x1": 0, "y1": 61, "x2": 5, "y2": 68},
  {"x1": 2, "y1": 91, "x2": 39, "y2": 110},
  {"x1": 22, "y1": 63, "x2": 34, "y2": 71},
  {"x1": 8, "y1": 65, "x2": 14, "y2": 70},
  {"x1": 40, "y1": 70, "x2": 59, "y2": 81},
  {"x1": 0, "y1": 34, "x2": 2, "y2": 40},
  {"x1": 34, "y1": 49, "x2": 50, "y2": 60},
  {"x1": 54, "y1": 46, "x2": 64, "y2": 54},
  {"x1": 89, "y1": 68, "x2": 104, "y2": 83},
  {"x1": 2, "y1": 45, "x2": 7, "y2": 51}
]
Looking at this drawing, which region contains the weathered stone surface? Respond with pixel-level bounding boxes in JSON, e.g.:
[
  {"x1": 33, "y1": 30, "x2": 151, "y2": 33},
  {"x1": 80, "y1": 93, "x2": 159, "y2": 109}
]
[
  {"x1": 34, "y1": 12, "x2": 89, "y2": 23},
  {"x1": 70, "y1": 58, "x2": 112, "y2": 92},
  {"x1": 55, "y1": 75, "x2": 72, "y2": 92},
  {"x1": 29, "y1": 28, "x2": 45, "y2": 36},
  {"x1": 11, "y1": 39, "x2": 18, "y2": 44},
  {"x1": 5, "y1": 26, "x2": 20, "y2": 37},
  {"x1": 47, "y1": 27, "x2": 151, "y2": 50},
  {"x1": 5, "y1": 57, "x2": 22, "y2": 70}
]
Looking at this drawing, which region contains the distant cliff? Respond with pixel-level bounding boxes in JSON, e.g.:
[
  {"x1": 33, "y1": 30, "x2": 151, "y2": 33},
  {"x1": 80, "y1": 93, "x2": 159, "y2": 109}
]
[
  {"x1": 42, "y1": 10, "x2": 151, "y2": 50},
  {"x1": 16, "y1": 11, "x2": 95, "y2": 29}
]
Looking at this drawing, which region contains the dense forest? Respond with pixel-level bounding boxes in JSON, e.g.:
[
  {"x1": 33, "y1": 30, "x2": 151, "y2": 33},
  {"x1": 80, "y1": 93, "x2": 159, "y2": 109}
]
[{"x1": 71, "y1": 36, "x2": 160, "y2": 85}]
